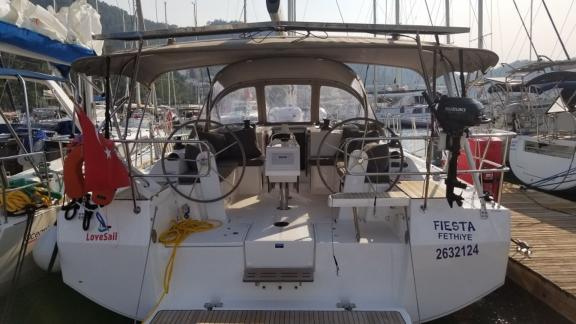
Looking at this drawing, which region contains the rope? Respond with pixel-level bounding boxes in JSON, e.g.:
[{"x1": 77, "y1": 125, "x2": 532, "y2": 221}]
[{"x1": 142, "y1": 218, "x2": 221, "y2": 322}]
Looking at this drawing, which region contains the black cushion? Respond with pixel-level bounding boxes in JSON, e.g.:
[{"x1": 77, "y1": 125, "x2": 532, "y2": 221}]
[
  {"x1": 364, "y1": 143, "x2": 390, "y2": 183},
  {"x1": 342, "y1": 125, "x2": 380, "y2": 154},
  {"x1": 198, "y1": 131, "x2": 227, "y2": 154},
  {"x1": 184, "y1": 145, "x2": 201, "y2": 173},
  {"x1": 224, "y1": 128, "x2": 262, "y2": 160}
]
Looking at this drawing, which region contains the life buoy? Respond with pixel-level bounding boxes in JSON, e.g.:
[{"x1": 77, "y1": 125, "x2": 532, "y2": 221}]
[{"x1": 63, "y1": 144, "x2": 116, "y2": 206}]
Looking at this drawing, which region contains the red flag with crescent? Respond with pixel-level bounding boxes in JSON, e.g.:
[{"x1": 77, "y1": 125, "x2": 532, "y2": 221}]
[{"x1": 76, "y1": 110, "x2": 130, "y2": 192}]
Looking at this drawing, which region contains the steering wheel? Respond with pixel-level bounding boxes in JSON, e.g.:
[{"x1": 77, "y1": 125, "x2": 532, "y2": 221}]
[
  {"x1": 315, "y1": 117, "x2": 404, "y2": 194},
  {"x1": 161, "y1": 119, "x2": 246, "y2": 203}
]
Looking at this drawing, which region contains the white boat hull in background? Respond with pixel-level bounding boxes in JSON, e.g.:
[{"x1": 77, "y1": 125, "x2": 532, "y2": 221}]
[
  {"x1": 509, "y1": 136, "x2": 576, "y2": 191},
  {"x1": 0, "y1": 206, "x2": 58, "y2": 295}
]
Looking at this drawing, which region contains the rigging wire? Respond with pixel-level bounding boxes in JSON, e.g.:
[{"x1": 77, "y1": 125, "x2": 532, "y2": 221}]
[
  {"x1": 407, "y1": 0, "x2": 418, "y2": 25},
  {"x1": 334, "y1": 0, "x2": 346, "y2": 24},
  {"x1": 432, "y1": 0, "x2": 442, "y2": 27},
  {"x1": 302, "y1": 0, "x2": 310, "y2": 20},
  {"x1": 561, "y1": 17, "x2": 576, "y2": 54},
  {"x1": 374, "y1": 0, "x2": 388, "y2": 25},
  {"x1": 504, "y1": 1, "x2": 541, "y2": 63},
  {"x1": 511, "y1": 0, "x2": 540, "y2": 60},
  {"x1": 514, "y1": 1, "x2": 543, "y2": 61},
  {"x1": 354, "y1": 0, "x2": 367, "y2": 23},
  {"x1": 424, "y1": 0, "x2": 434, "y2": 25},
  {"x1": 481, "y1": 0, "x2": 494, "y2": 50},
  {"x1": 468, "y1": 0, "x2": 478, "y2": 25},
  {"x1": 550, "y1": 0, "x2": 575, "y2": 59},
  {"x1": 250, "y1": 0, "x2": 257, "y2": 23},
  {"x1": 542, "y1": 0, "x2": 571, "y2": 60}
]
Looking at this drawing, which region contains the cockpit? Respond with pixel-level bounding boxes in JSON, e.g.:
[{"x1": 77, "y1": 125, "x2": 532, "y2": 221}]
[{"x1": 157, "y1": 57, "x2": 406, "y2": 204}]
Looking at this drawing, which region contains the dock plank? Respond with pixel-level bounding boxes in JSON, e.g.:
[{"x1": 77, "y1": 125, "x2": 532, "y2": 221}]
[{"x1": 502, "y1": 183, "x2": 576, "y2": 323}]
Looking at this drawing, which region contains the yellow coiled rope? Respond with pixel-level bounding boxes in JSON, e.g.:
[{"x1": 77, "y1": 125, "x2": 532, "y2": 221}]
[{"x1": 143, "y1": 218, "x2": 221, "y2": 321}]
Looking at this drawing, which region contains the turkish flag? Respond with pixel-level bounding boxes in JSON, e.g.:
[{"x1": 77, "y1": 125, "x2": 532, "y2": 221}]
[{"x1": 76, "y1": 110, "x2": 130, "y2": 192}]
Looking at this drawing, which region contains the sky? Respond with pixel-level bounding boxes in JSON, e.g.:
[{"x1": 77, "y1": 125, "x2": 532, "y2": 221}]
[{"x1": 100, "y1": 0, "x2": 576, "y2": 64}]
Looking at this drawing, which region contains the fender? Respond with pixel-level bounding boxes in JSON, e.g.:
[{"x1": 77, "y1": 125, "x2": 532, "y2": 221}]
[{"x1": 63, "y1": 144, "x2": 116, "y2": 206}]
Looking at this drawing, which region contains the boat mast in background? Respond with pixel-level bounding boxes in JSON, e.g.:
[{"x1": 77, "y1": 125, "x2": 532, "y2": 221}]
[
  {"x1": 478, "y1": 0, "x2": 483, "y2": 49},
  {"x1": 288, "y1": 0, "x2": 295, "y2": 22},
  {"x1": 243, "y1": 0, "x2": 247, "y2": 23},
  {"x1": 373, "y1": 0, "x2": 377, "y2": 108},
  {"x1": 395, "y1": 0, "x2": 400, "y2": 25},
  {"x1": 135, "y1": 0, "x2": 144, "y2": 108},
  {"x1": 530, "y1": 0, "x2": 533, "y2": 61},
  {"x1": 445, "y1": 0, "x2": 450, "y2": 44}
]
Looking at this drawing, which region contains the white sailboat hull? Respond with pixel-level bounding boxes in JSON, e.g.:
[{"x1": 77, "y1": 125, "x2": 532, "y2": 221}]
[
  {"x1": 509, "y1": 135, "x2": 576, "y2": 191},
  {"x1": 0, "y1": 206, "x2": 58, "y2": 295},
  {"x1": 57, "y1": 182, "x2": 509, "y2": 323}
]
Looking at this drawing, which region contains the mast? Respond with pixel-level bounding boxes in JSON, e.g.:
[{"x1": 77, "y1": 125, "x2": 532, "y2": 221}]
[
  {"x1": 445, "y1": 0, "x2": 450, "y2": 44},
  {"x1": 530, "y1": 0, "x2": 533, "y2": 60},
  {"x1": 373, "y1": 0, "x2": 377, "y2": 26},
  {"x1": 395, "y1": 0, "x2": 400, "y2": 25},
  {"x1": 288, "y1": 0, "x2": 295, "y2": 22},
  {"x1": 395, "y1": 0, "x2": 401, "y2": 85},
  {"x1": 135, "y1": 0, "x2": 145, "y2": 107},
  {"x1": 244, "y1": 0, "x2": 247, "y2": 23},
  {"x1": 192, "y1": 1, "x2": 198, "y2": 28},
  {"x1": 164, "y1": 1, "x2": 171, "y2": 107},
  {"x1": 478, "y1": 0, "x2": 483, "y2": 49},
  {"x1": 373, "y1": 0, "x2": 377, "y2": 106}
]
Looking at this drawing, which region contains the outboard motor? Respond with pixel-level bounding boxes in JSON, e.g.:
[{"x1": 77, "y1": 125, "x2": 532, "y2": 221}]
[{"x1": 434, "y1": 96, "x2": 488, "y2": 207}]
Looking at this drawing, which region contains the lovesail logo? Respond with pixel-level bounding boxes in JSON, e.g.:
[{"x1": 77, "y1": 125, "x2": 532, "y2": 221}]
[
  {"x1": 85, "y1": 210, "x2": 118, "y2": 241},
  {"x1": 95, "y1": 210, "x2": 111, "y2": 232},
  {"x1": 85, "y1": 231, "x2": 118, "y2": 241}
]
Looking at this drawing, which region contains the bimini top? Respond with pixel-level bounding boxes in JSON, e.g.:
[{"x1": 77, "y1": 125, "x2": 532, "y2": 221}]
[{"x1": 72, "y1": 36, "x2": 499, "y2": 86}]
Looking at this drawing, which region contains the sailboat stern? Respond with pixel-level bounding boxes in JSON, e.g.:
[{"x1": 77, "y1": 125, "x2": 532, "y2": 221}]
[{"x1": 409, "y1": 198, "x2": 510, "y2": 321}]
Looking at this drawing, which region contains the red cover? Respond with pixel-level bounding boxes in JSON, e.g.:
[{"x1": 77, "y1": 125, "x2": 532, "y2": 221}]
[
  {"x1": 457, "y1": 137, "x2": 503, "y2": 201},
  {"x1": 76, "y1": 110, "x2": 130, "y2": 192}
]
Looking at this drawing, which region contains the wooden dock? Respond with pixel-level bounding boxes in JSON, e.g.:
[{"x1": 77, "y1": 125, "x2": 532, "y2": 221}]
[{"x1": 501, "y1": 183, "x2": 576, "y2": 323}]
